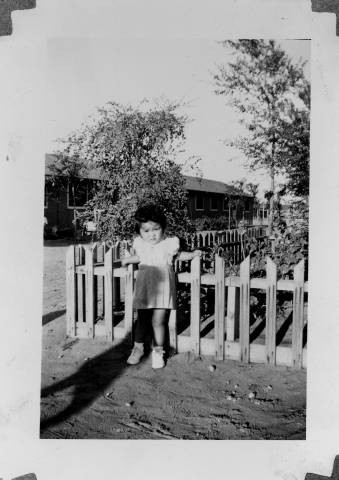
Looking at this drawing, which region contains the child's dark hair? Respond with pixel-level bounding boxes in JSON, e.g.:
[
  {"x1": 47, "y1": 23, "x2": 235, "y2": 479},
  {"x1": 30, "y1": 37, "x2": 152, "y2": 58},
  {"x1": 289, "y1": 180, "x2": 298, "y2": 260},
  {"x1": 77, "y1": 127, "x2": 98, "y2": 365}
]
[{"x1": 134, "y1": 204, "x2": 167, "y2": 234}]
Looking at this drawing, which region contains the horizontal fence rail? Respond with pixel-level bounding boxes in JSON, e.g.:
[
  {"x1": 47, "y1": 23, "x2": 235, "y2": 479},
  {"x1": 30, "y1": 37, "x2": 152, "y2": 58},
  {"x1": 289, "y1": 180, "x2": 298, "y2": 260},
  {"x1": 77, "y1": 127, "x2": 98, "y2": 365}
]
[{"x1": 66, "y1": 241, "x2": 307, "y2": 369}]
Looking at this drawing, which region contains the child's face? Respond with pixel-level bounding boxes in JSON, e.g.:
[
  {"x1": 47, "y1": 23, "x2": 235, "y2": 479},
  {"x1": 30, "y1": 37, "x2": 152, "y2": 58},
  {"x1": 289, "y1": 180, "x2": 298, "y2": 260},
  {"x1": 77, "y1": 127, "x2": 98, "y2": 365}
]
[{"x1": 139, "y1": 221, "x2": 163, "y2": 245}]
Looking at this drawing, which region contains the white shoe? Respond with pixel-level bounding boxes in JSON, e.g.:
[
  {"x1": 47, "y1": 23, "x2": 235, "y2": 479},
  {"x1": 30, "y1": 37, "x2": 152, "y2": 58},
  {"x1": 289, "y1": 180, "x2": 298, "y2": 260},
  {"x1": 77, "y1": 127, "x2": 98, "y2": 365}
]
[
  {"x1": 152, "y1": 348, "x2": 165, "y2": 369},
  {"x1": 127, "y1": 343, "x2": 144, "y2": 365}
]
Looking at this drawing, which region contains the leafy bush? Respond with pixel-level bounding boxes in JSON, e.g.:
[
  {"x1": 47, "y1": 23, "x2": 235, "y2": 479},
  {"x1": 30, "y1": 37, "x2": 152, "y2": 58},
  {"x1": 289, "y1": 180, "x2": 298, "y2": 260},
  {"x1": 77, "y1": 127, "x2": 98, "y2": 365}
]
[
  {"x1": 206, "y1": 217, "x2": 308, "y2": 279},
  {"x1": 53, "y1": 100, "x2": 196, "y2": 241},
  {"x1": 247, "y1": 229, "x2": 308, "y2": 279},
  {"x1": 192, "y1": 215, "x2": 236, "y2": 231}
]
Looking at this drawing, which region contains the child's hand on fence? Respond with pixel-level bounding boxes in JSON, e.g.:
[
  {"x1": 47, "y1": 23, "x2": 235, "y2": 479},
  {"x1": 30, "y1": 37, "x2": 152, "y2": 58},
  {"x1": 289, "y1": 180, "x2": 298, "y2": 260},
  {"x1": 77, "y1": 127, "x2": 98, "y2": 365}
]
[
  {"x1": 122, "y1": 255, "x2": 140, "y2": 266},
  {"x1": 112, "y1": 255, "x2": 140, "y2": 268},
  {"x1": 112, "y1": 259, "x2": 123, "y2": 268},
  {"x1": 177, "y1": 250, "x2": 203, "y2": 261},
  {"x1": 120, "y1": 258, "x2": 132, "y2": 267}
]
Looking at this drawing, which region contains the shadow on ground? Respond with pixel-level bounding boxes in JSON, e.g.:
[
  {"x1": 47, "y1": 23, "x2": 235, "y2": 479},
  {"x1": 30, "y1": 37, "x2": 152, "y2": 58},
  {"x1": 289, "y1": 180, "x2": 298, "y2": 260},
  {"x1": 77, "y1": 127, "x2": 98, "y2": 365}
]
[
  {"x1": 42, "y1": 309, "x2": 66, "y2": 326},
  {"x1": 40, "y1": 331, "x2": 155, "y2": 433}
]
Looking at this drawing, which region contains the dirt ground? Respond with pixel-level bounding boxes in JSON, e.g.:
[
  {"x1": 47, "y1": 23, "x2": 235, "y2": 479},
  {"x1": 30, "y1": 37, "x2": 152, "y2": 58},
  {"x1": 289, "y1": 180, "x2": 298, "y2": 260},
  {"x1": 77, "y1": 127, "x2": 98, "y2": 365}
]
[{"x1": 40, "y1": 240, "x2": 306, "y2": 440}]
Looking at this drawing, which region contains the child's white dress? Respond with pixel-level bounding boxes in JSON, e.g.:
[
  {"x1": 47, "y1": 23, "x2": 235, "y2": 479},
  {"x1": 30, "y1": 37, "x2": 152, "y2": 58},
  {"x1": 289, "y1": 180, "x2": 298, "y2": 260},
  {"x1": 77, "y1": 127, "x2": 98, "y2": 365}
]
[{"x1": 132, "y1": 236, "x2": 180, "y2": 309}]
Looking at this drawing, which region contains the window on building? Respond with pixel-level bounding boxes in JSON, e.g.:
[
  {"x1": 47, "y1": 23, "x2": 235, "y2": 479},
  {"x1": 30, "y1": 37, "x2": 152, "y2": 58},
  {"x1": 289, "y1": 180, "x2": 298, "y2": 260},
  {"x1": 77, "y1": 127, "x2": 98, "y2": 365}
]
[
  {"x1": 195, "y1": 193, "x2": 204, "y2": 210},
  {"x1": 210, "y1": 196, "x2": 218, "y2": 211},
  {"x1": 223, "y1": 198, "x2": 229, "y2": 211},
  {"x1": 68, "y1": 179, "x2": 89, "y2": 208},
  {"x1": 244, "y1": 199, "x2": 250, "y2": 211}
]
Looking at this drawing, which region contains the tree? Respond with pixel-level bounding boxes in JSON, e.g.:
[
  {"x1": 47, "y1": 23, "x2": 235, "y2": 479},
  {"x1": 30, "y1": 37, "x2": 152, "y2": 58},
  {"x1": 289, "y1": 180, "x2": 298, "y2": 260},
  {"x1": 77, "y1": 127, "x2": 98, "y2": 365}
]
[
  {"x1": 230, "y1": 179, "x2": 259, "y2": 200},
  {"x1": 46, "y1": 151, "x2": 93, "y2": 203},
  {"x1": 214, "y1": 40, "x2": 310, "y2": 234},
  {"x1": 245, "y1": 181, "x2": 259, "y2": 199},
  {"x1": 276, "y1": 83, "x2": 310, "y2": 197},
  {"x1": 52, "y1": 100, "x2": 194, "y2": 241}
]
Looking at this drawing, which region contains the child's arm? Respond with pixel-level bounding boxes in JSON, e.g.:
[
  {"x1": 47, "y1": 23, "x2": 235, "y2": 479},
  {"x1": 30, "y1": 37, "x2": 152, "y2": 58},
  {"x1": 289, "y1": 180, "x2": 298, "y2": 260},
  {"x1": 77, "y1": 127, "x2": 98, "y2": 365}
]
[
  {"x1": 177, "y1": 250, "x2": 202, "y2": 261},
  {"x1": 113, "y1": 255, "x2": 140, "y2": 268}
]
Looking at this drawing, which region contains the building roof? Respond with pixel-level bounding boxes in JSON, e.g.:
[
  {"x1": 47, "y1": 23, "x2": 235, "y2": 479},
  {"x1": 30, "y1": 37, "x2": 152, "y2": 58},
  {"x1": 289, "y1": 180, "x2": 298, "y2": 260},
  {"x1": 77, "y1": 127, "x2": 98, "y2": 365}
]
[
  {"x1": 183, "y1": 175, "x2": 245, "y2": 196},
  {"x1": 45, "y1": 153, "x2": 249, "y2": 197}
]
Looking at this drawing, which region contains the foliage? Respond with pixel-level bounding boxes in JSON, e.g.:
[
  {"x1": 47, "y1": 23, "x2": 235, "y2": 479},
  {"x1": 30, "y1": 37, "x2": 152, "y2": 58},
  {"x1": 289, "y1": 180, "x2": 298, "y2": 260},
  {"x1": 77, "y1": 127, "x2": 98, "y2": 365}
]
[
  {"x1": 205, "y1": 214, "x2": 308, "y2": 279},
  {"x1": 244, "y1": 181, "x2": 259, "y2": 199},
  {"x1": 230, "y1": 179, "x2": 257, "y2": 197},
  {"x1": 276, "y1": 95, "x2": 310, "y2": 197},
  {"x1": 52, "y1": 100, "x2": 195, "y2": 241},
  {"x1": 214, "y1": 40, "x2": 309, "y2": 172},
  {"x1": 45, "y1": 152, "x2": 92, "y2": 201},
  {"x1": 213, "y1": 40, "x2": 310, "y2": 229},
  {"x1": 282, "y1": 198, "x2": 309, "y2": 238},
  {"x1": 192, "y1": 215, "x2": 237, "y2": 231},
  {"x1": 247, "y1": 226, "x2": 308, "y2": 279},
  {"x1": 230, "y1": 179, "x2": 259, "y2": 207}
]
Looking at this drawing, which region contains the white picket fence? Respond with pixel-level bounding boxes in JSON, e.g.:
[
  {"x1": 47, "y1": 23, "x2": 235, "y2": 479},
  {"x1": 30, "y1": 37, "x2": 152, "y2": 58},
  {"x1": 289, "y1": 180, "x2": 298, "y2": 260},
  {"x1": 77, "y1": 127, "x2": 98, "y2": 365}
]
[
  {"x1": 66, "y1": 241, "x2": 307, "y2": 369},
  {"x1": 189, "y1": 226, "x2": 267, "y2": 248},
  {"x1": 188, "y1": 226, "x2": 267, "y2": 264}
]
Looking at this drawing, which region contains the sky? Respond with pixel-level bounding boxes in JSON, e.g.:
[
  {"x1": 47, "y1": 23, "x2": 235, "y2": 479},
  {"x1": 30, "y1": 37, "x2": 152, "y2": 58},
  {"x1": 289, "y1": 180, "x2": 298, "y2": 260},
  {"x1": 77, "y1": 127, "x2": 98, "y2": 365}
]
[{"x1": 42, "y1": 37, "x2": 310, "y2": 198}]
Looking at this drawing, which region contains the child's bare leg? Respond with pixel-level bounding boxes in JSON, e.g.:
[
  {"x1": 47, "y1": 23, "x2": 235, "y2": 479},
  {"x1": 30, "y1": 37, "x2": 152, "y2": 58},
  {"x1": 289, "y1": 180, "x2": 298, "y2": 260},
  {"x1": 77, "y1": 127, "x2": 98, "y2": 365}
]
[
  {"x1": 151, "y1": 309, "x2": 168, "y2": 347},
  {"x1": 151, "y1": 309, "x2": 168, "y2": 369},
  {"x1": 134, "y1": 309, "x2": 150, "y2": 343}
]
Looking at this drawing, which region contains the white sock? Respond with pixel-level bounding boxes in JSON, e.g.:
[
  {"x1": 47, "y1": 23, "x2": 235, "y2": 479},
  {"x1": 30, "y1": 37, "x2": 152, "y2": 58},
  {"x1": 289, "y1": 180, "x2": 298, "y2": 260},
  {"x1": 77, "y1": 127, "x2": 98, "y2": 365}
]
[{"x1": 153, "y1": 346, "x2": 164, "y2": 352}]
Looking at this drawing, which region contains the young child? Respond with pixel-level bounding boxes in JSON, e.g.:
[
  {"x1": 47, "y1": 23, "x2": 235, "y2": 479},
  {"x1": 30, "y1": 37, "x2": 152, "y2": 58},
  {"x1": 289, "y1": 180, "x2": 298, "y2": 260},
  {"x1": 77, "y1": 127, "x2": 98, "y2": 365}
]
[{"x1": 117, "y1": 204, "x2": 201, "y2": 369}]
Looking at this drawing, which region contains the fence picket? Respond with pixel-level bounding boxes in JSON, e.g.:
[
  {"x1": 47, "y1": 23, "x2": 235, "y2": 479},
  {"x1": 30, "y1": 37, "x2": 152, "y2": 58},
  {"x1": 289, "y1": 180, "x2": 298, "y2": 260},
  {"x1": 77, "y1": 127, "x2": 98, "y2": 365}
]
[
  {"x1": 93, "y1": 244, "x2": 99, "y2": 322},
  {"x1": 85, "y1": 246, "x2": 95, "y2": 338},
  {"x1": 240, "y1": 256, "x2": 250, "y2": 363},
  {"x1": 266, "y1": 257, "x2": 277, "y2": 365},
  {"x1": 292, "y1": 259, "x2": 305, "y2": 368},
  {"x1": 97, "y1": 243, "x2": 105, "y2": 318},
  {"x1": 169, "y1": 309, "x2": 177, "y2": 352},
  {"x1": 104, "y1": 247, "x2": 114, "y2": 341},
  {"x1": 226, "y1": 286, "x2": 239, "y2": 341},
  {"x1": 215, "y1": 254, "x2": 225, "y2": 360},
  {"x1": 76, "y1": 246, "x2": 85, "y2": 324},
  {"x1": 113, "y1": 242, "x2": 122, "y2": 306},
  {"x1": 96, "y1": 242, "x2": 103, "y2": 262},
  {"x1": 124, "y1": 263, "x2": 134, "y2": 339},
  {"x1": 66, "y1": 245, "x2": 76, "y2": 337},
  {"x1": 190, "y1": 255, "x2": 201, "y2": 354}
]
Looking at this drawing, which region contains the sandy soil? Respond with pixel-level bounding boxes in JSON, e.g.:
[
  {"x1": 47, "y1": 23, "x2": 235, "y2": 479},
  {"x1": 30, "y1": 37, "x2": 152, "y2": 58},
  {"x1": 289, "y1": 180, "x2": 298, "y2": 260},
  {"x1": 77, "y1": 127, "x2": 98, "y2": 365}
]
[{"x1": 40, "y1": 240, "x2": 306, "y2": 439}]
